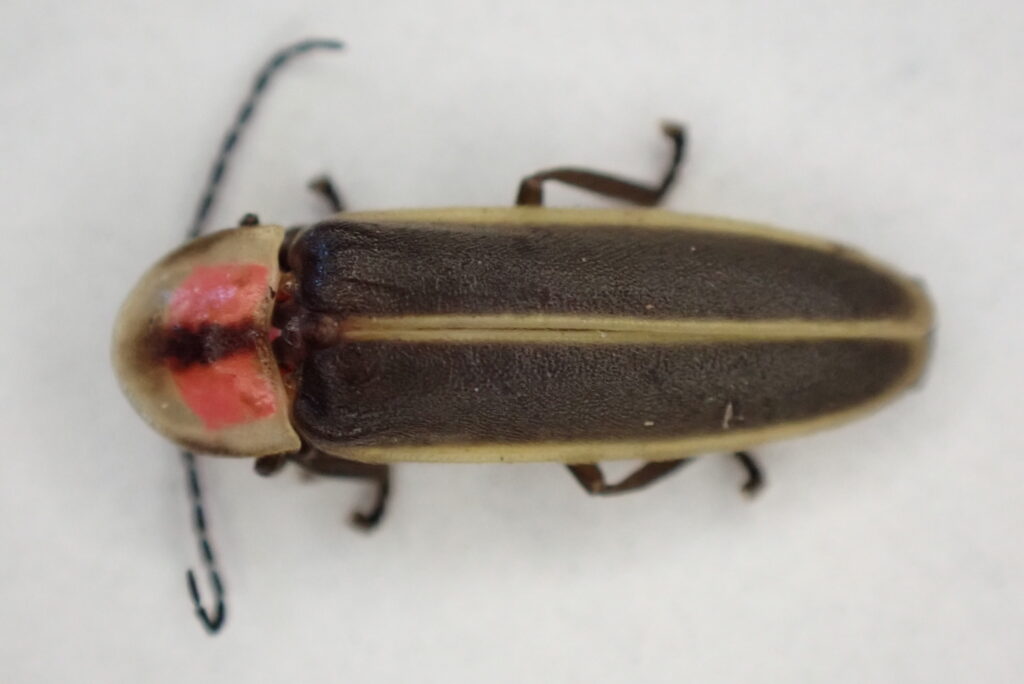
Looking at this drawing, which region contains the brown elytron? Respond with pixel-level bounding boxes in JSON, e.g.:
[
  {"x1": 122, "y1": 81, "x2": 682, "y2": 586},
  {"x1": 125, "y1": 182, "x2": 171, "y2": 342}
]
[{"x1": 288, "y1": 218, "x2": 916, "y2": 321}]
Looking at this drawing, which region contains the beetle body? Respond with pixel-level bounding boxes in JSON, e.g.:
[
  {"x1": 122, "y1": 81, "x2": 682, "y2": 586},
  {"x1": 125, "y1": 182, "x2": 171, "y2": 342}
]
[{"x1": 114, "y1": 206, "x2": 932, "y2": 465}]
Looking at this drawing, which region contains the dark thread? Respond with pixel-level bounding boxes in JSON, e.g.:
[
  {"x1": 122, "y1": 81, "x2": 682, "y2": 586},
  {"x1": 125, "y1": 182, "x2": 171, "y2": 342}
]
[
  {"x1": 182, "y1": 450, "x2": 225, "y2": 633},
  {"x1": 180, "y1": 38, "x2": 344, "y2": 635},
  {"x1": 188, "y1": 38, "x2": 344, "y2": 239}
]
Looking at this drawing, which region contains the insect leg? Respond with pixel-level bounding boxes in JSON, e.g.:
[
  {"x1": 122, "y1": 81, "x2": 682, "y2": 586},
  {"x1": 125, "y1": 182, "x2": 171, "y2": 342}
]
[
  {"x1": 253, "y1": 453, "x2": 289, "y2": 476},
  {"x1": 733, "y1": 451, "x2": 765, "y2": 496},
  {"x1": 308, "y1": 174, "x2": 346, "y2": 213},
  {"x1": 515, "y1": 122, "x2": 685, "y2": 207},
  {"x1": 291, "y1": 450, "x2": 392, "y2": 529},
  {"x1": 566, "y1": 458, "x2": 693, "y2": 495}
]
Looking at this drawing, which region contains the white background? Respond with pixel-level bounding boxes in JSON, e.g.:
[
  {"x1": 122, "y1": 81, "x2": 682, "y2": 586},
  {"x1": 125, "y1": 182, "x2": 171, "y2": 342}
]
[{"x1": 3, "y1": 1, "x2": 1022, "y2": 681}]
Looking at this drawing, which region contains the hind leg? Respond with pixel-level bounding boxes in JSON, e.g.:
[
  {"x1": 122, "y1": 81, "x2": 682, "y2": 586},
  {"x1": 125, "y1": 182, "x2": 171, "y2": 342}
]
[
  {"x1": 566, "y1": 458, "x2": 694, "y2": 495},
  {"x1": 566, "y1": 451, "x2": 765, "y2": 497}
]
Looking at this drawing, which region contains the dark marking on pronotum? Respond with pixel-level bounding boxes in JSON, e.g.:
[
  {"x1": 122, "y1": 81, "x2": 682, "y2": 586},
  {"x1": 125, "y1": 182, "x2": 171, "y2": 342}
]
[{"x1": 161, "y1": 321, "x2": 264, "y2": 368}]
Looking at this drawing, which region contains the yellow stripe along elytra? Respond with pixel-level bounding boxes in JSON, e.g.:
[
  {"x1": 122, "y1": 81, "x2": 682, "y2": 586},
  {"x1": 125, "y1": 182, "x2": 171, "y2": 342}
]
[{"x1": 340, "y1": 314, "x2": 929, "y2": 345}]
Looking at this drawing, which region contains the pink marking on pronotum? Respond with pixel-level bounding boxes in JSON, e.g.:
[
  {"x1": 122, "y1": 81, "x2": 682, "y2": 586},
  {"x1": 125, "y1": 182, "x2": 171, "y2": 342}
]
[
  {"x1": 168, "y1": 263, "x2": 270, "y2": 327},
  {"x1": 171, "y1": 352, "x2": 277, "y2": 430},
  {"x1": 166, "y1": 263, "x2": 279, "y2": 429}
]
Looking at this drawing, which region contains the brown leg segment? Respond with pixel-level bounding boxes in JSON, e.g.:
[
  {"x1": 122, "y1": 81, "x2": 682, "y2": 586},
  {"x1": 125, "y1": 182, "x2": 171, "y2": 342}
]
[
  {"x1": 733, "y1": 451, "x2": 765, "y2": 496},
  {"x1": 516, "y1": 122, "x2": 686, "y2": 207},
  {"x1": 255, "y1": 449, "x2": 391, "y2": 529},
  {"x1": 308, "y1": 174, "x2": 346, "y2": 213},
  {"x1": 254, "y1": 453, "x2": 288, "y2": 476},
  {"x1": 567, "y1": 452, "x2": 766, "y2": 497},
  {"x1": 295, "y1": 450, "x2": 390, "y2": 529},
  {"x1": 567, "y1": 458, "x2": 693, "y2": 495}
]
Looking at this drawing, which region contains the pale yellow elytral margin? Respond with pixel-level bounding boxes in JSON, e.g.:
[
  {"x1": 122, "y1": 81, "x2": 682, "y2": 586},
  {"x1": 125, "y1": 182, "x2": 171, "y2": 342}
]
[
  {"x1": 336, "y1": 206, "x2": 934, "y2": 335},
  {"x1": 341, "y1": 314, "x2": 931, "y2": 345},
  {"x1": 340, "y1": 207, "x2": 840, "y2": 251}
]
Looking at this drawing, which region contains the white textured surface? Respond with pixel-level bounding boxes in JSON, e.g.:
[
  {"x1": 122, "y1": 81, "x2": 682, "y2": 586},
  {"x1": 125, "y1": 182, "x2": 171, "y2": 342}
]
[{"x1": 2, "y1": 1, "x2": 1022, "y2": 681}]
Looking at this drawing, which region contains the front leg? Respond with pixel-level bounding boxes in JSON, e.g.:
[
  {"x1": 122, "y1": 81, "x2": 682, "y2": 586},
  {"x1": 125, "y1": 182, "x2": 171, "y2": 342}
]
[{"x1": 308, "y1": 174, "x2": 346, "y2": 213}]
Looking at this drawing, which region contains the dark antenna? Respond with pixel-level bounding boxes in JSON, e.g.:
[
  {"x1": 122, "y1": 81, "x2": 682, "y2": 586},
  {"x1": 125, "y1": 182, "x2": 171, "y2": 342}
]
[
  {"x1": 182, "y1": 38, "x2": 344, "y2": 634},
  {"x1": 183, "y1": 451, "x2": 225, "y2": 632}
]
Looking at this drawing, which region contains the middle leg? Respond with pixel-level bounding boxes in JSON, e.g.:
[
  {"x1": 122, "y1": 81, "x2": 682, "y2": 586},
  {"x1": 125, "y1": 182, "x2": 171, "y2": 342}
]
[
  {"x1": 255, "y1": 449, "x2": 391, "y2": 529},
  {"x1": 567, "y1": 458, "x2": 693, "y2": 495},
  {"x1": 516, "y1": 122, "x2": 686, "y2": 207},
  {"x1": 566, "y1": 452, "x2": 766, "y2": 497}
]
